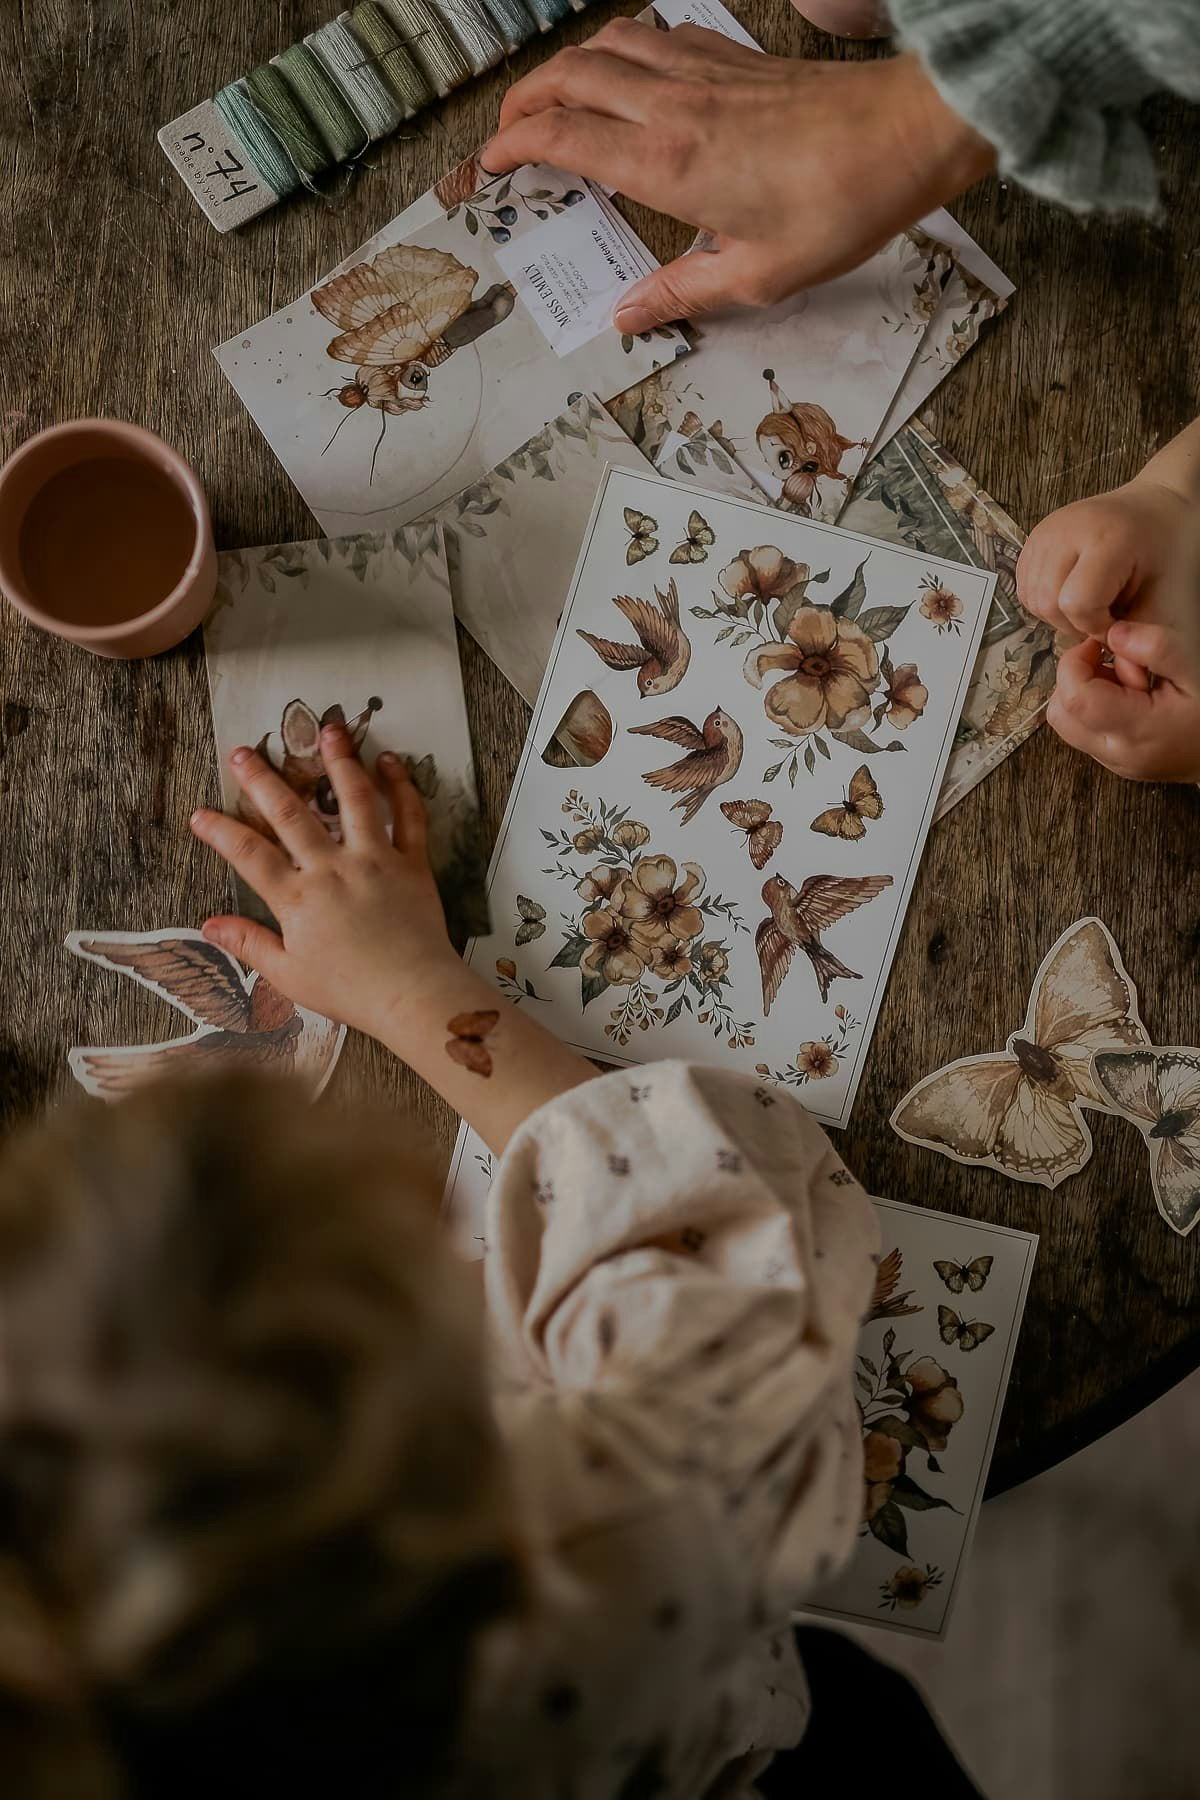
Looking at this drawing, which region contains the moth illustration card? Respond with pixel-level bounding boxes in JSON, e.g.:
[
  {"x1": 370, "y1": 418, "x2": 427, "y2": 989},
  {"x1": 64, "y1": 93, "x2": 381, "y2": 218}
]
[
  {"x1": 204, "y1": 524, "x2": 488, "y2": 945},
  {"x1": 65, "y1": 929, "x2": 344, "y2": 1100},
  {"x1": 455, "y1": 466, "x2": 993, "y2": 1129},
  {"x1": 801, "y1": 1197, "x2": 1037, "y2": 1639},
  {"x1": 215, "y1": 165, "x2": 687, "y2": 537},
  {"x1": 427, "y1": 395, "x2": 654, "y2": 706},
  {"x1": 1090, "y1": 1047, "x2": 1200, "y2": 1237},
  {"x1": 891, "y1": 917, "x2": 1149, "y2": 1189}
]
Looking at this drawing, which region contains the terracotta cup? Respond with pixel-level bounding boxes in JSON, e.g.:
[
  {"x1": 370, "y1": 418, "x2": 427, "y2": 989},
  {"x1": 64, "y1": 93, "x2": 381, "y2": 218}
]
[
  {"x1": 789, "y1": 0, "x2": 892, "y2": 37},
  {"x1": 0, "y1": 419, "x2": 217, "y2": 658}
]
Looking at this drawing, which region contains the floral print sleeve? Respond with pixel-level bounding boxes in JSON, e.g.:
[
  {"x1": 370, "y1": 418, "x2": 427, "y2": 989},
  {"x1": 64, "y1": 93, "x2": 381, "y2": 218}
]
[{"x1": 484, "y1": 1063, "x2": 879, "y2": 1611}]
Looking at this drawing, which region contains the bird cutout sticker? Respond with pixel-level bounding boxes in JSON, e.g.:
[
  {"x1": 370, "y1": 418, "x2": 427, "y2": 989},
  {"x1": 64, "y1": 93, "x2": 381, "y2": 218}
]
[
  {"x1": 628, "y1": 706, "x2": 744, "y2": 824},
  {"x1": 1090, "y1": 1048, "x2": 1200, "y2": 1237},
  {"x1": 756, "y1": 873, "x2": 894, "y2": 1010},
  {"x1": 936, "y1": 1306, "x2": 996, "y2": 1353},
  {"x1": 669, "y1": 508, "x2": 716, "y2": 566},
  {"x1": 933, "y1": 1256, "x2": 993, "y2": 1294},
  {"x1": 65, "y1": 931, "x2": 345, "y2": 1100},
  {"x1": 811, "y1": 765, "x2": 884, "y2": 842},
  {"x1": 623, "y1": 507, "x2": 659, "y2": 566},
  {"x1": 314, "y1": 243, "x2": 517, "y2": 482},
  {"x1": 237, "y1": 697, "x2": 382, "y2": 844},
  {"x1": 576, "y1": 579, "x2": 692, "y2": 698},
  {"x1": 515, "y1": 895, "x2": 546, "y2": 946},
  {"x1": 890, "y1": 917, "x2": 1150, "y2": 1189},
  {"x1": 720, "y1": 799, "x2": 783, "y2": 870},
  {"x1": 445, "y1": 1009, "x2": 500, "y2": 1076},
  {"x1": 755, "y1": 370, "x2": 870, "y2": 514},
  {"x1": 865, "y1": 1246, "x2": 923, "y2": 1322}
]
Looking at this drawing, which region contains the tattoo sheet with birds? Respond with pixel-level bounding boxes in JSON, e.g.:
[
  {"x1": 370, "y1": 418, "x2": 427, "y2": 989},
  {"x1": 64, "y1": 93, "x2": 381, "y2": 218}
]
[
  {"x1": 215, "y1": 162, "x2": 686, "y2": 537},
  {"x1": 454, "y1": 468, "x2": 994, "y2": 1127}
]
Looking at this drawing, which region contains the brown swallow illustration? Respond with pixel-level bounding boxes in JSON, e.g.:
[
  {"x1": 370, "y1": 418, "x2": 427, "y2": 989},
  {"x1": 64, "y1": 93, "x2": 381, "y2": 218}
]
[
  {"x1": 628, "y1": 705, "x2": 744, "y2": 824},
  {"x1": 576, "y1": 578, "x2": 692, "y2": 698},
  {"x1": 865, "y1": 1247, "x2": 923, "y2": 1323},
  {"x1": 756, "y1": 871, "x2": 893, "y2": 1010},
  {"x1": 65, "y1": 931, "x2": 344, "y2": 1099}
]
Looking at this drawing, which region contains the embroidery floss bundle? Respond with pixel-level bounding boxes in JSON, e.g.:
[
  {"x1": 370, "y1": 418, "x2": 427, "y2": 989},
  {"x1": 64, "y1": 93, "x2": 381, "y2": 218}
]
[{"x1": 158, "y1": 0, "x2": 603, "y2": 230}]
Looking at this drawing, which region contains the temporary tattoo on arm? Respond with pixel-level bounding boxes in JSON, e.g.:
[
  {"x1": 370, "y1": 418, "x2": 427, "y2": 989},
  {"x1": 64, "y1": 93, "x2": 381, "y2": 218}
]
[{"x1": 445, "y1": 1010, "x2": 499, "y2": 1077}]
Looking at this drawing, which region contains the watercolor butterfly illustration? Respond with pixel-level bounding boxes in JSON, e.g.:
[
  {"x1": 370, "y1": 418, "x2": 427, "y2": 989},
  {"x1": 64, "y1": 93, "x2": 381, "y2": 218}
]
[
  {"x1": 515, "y1": 895, "x2": 546, "y2": 946},
  {"x1": 933, "y1": 1256, "x2": 993, "y2": 1294},
  {"x1": 865, "y1": 1246, "x2": 922, "y2": 1322},
  {"x1": 720, "y1": 798, "x2": 783, "y2": 870},
  {"x1": 629, "y1": 706, "x2": 744, "y2": 824},
  {"x1": 623, "y1": 507, "x2": 659, "y2": 565},
  {"x1": 577, "y1": 579, "x2": 691, "y2": 697},
  {"x1": 237, "y1": 697, "x2": 382, "y2": 843},
  {"x1": 755, "y1": 370, "x2": 868, "y2": 511},
  {"x1": 891, "y1": 917, "x2": 1150, "y2": 1189},
  {"x1": 1091, "y1": 1048, "x2": 1200, "y2": 1237},
  {"x1": 445, "y1": 1009, "x2": 500, "y2": 1077},
  {"x1": 757, "y1": 872, "x2": 894, "y2": 1010},
  {"x1": 810, "y1": 765, "x2": 884, "y2": 841},
  {"x1": 937, "y1": 1306, "x2": 995, "y2": 1352},
  {"x1": 313, "y1": 243, "x2": 516, "y2": 479},
  {"x1": 65, "y1": 931, "x2": 344, "y2": 1100},
  {"x1": 670, "y1": 509, "x2": 716, "y2": 566}
]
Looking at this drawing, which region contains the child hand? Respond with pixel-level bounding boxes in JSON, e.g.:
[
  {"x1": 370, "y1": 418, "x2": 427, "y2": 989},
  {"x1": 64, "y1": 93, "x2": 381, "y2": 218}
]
[
  {"x1": 190, "y1": 723, "x2": 457, "y2": 1043},
  {"x1": 1046, "y1": 626, "x2": 1200, "y2": 782},
  {"x1": 1017, "y1": 478, "x2": 1190, "y2": 646}
]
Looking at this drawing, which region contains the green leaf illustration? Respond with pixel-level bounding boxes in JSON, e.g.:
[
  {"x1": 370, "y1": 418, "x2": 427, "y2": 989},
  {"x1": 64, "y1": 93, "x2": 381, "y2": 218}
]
[
  {"x1": 829, "y1": 554, "x2": 870, "y2": 620},
  {"x1": 464, "y1": 209, "x2": 478, "y2": 235},
  {"x1": 831, "y1": 728, "x2": 907, "y2": 756},
  {"x1": 857, "y1": 604, "x2": 911, "y2": 641},
  {"x1": 549, "y1": 934, "x2": 588, "y2": 970},
  {"x1": 868, "y1": 1501, "x2": 910, "y2": 1556},
  {"x1": 762, "y1": 761, "x2": 783, "y2": 783},
  {"x1": 814, "y1": 734, "x2": 831, "y2": 759},
  {"x1": 891, "y1": 1474, "x2": 956, "y2": 1514},
  {"x1": 580, "y1": 972, "x2": 608, "y2": 1010},
  {"x1": 802, "y1": 743, "x2": 815, "y2": 776}
]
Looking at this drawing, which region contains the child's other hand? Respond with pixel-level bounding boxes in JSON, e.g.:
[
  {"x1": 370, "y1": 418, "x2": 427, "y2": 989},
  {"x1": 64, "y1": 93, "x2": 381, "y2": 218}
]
[
  {"x1": 1047, "y1": 625, "x2": 1200, "y2": 782},
  {"x1": 1017, "y1": 479, "x2": 1190, "y2": 646},
  {"x1": 190, "y1": 723, "x2": 456, "y2": 1041}
]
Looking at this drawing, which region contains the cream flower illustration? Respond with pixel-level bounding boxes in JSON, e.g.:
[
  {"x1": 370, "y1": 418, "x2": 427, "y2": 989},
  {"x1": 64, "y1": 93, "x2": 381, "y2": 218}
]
[
  {"x1": 796, "y1": 1040, "x2": 838, "y2": 1079},
  {"x1": 620, "y1": 854, "x2": 705, "y2": 945},
  {"x1": 576, "y1": 865, "x2": 625, "y2": 905},
  {"x1": 720, "y1": 545, "x2": 808, "y2": 607},
  {"x1": 573, "y1": 826, "x2": 605, "y2": 854},
  {"x1": 581, "y1": 907, "x2": 646, "y2": 986},
  {"x1": 647, "y1": 936, "x2": 693, "y2": 981},
  {"x1": 744, "y1": 608, "x2": 879, "y2": 736},
  {"x1": 882, "y1": 660, "x2": 928, "y2": 729},
  {"x1": 696, "y1": 941, "x2": 729, "y2": 986},
  {"x1": 611, "y1": 819, "x2": 651, "y2": 851}
]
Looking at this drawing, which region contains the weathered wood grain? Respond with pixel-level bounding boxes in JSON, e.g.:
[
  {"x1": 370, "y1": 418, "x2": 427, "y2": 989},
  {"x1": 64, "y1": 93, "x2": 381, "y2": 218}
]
[{"x1": 1, "y1": 0, "x2": 1197, "y2": 1485}]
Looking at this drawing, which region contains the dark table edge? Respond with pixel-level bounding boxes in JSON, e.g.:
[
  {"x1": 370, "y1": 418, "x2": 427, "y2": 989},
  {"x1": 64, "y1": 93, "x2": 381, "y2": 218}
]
[{"x1": 985, "y1": 1332, "x2": 1200, "y2": 1499}]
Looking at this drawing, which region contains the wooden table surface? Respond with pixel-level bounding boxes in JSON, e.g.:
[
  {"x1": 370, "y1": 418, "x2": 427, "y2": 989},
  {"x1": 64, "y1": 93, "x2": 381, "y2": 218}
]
[{"x1": 3, "y1": 0, "x2": 1198, "y2": 1490}]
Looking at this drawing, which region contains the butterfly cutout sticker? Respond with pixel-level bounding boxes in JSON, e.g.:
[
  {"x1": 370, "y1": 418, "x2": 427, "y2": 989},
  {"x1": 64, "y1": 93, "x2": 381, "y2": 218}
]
[
  {"x1": 937, "y1": 1306, "x2": 995, "y2": 1352},
  {"x1": 810, "y1": 765, "x2": 884, "y2": 842},
  {"x1": 669, "y1": 508, "x2": 715, "y2": 566},
  {"x1": 890, "y1": 917, "x2": 1149, "y2": 1189},
  {"x1": 515, "y1": 895, "x2": 546, "y2": 946},
  {"x1": 1091, "y1": 1048, "x2": 1200, "y2": 1236},
  {"x1": 720, "y1": 798, "x2": 783, "y2": 870},
  {"x1": 445, "y1": 1009, "x2": 500, "y2": 1077},
  {"x1": 933, "y1": 1256, "x2": 993, "y2": 1294},
  {"x1": 624, "y1": 507, "x2": 658, "y2": 566}
]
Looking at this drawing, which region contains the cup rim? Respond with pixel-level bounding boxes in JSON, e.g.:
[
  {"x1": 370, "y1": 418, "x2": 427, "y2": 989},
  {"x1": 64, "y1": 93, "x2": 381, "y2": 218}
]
[{"x1": 0, "y1": 418, "x2": 212, "y2": 643}]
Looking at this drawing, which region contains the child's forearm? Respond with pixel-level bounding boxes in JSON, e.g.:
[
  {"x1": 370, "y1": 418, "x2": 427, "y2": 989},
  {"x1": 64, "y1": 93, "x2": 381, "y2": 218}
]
[
  {"x1": 1132, "y1": 416, "x2": 1200, "y2": 505},
  {"x1": 379, "y1": 956, "x2": 598, "y2": 1157}
]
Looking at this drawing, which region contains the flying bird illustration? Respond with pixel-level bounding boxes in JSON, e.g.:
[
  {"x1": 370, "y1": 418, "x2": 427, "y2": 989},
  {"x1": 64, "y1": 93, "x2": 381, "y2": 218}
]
[
  {"x1": 628, "y1": 705, "x2": 744, "y2": 824},
  {"x1": 756, "y1": 871, "x2": 894, "y2": 1010},
  {"x1": 65, "y1": 931, "x2": 344, "y2": 1100},
  {"x1": 865, "y1": 1247, "x2": 923, "y2": 1323},
  {"x1": 576, "y1": 578, "x2": 691, "y2": 698}
]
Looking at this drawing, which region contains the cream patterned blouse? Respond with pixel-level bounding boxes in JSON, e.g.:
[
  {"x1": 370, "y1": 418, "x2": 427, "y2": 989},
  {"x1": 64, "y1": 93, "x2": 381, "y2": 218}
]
[{"x1": 460, "y1": 1062, "x2": 879, "y2": 1798}]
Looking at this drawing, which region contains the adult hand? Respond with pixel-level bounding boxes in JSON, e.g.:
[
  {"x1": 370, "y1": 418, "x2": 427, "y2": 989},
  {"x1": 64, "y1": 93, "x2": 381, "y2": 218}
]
[{"x1": 480, "y1": 20, "x2": 995, "y2": 331}]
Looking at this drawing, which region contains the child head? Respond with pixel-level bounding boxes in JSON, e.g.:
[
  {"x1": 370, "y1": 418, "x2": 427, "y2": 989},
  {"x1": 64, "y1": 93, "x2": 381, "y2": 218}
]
[{"x1": 0, "y1": 1075, "x2": 519, "y2": 1799}]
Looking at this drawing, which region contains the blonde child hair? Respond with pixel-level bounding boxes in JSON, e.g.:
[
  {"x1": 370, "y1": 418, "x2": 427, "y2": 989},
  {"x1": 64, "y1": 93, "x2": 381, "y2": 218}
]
[{"x1": 0, "y1": 1075, "x2": 520, "y2": 1799}]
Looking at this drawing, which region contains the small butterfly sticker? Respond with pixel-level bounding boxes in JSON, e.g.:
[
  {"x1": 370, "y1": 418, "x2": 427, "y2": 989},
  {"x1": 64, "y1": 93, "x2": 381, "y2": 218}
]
[
  {"x1": 445, "y1": 1009, "x2": 499, "y2": 1077},
  {"x1": 937, "y1": 1305, "x2": 995, "y2": 1352},
  {"x1": 624, "y1": 507, "x2": 658, "y2": 566},
  {"x1": 720, "y1": 798, "x2": 783, "y2": 870},
  {"x1": 810, "y1": 764, "x2": 884, "y2": 842},
  {"x1": 670, "y1": 508, "x2": 715, "y2": 566},
  {"x1": 933, "y1": 1255, "x2": 993, "y2": 1294},
  {"x1": 515, "y1": 895, "x2": 546, "y2": 946}
]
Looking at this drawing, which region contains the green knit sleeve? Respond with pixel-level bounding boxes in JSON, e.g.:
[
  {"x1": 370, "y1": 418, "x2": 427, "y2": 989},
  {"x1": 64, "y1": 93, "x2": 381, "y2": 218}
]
[{"x1": 888, "y1": 0, "x2": 1200, "y2": 214}]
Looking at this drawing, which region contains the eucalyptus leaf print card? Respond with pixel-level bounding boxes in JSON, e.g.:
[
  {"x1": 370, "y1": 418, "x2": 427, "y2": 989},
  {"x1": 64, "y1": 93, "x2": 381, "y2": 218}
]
[
  {"x1": 456, "y1": 466, "x2": 994, "y2": 1127},
  {"x1": 801, "y1": 1199, "x2": 1037, "y2": 1639},
  {"x1": 204, "y1": 525, "x2": 488, "y2": 946},
  {"x1": 215, "y1": 165, "x2": 687, "y2": 537}
]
